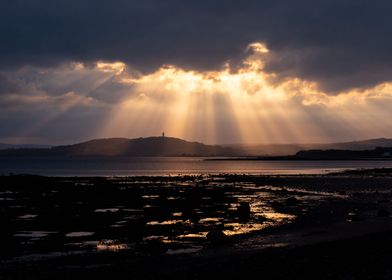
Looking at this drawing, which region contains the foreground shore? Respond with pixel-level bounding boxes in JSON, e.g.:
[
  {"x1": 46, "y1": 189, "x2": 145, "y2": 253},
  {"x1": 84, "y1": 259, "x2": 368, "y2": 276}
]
[
  {"x1": 1, "y1": 170, "x2": 392, "y2": 279},
  {"x1": 3, "y1": 230, "x2": 392, "y2": 280}
]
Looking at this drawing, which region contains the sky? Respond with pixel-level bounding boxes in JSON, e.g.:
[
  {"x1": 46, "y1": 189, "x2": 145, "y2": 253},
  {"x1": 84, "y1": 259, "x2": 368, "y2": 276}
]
[{"x1": 1, "y1": 0, "x2": 392, "y2": 145}]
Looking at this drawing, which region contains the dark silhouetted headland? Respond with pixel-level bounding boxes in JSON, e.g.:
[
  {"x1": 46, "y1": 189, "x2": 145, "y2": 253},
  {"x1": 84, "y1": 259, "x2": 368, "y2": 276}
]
[
  {"x1": 210, "y1": 147, "x2": 392, "y2": 161},
  {"x1": 226, "y1": 138, "x2": 392, "y2": 156},
  {"x1": 0, "y1": 137, "x2": 239, "y2": 157},
  {"x1": 254, "y1": 147, "x2": 392, "y2": 160},
  {"x1": 1, "y1": 137, "x2": 392, "y2": 159}
]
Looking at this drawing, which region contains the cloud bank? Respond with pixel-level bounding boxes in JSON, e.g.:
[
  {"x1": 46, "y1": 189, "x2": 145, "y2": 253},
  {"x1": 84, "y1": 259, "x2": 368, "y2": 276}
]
[{"x1": 2, "y1": 0, "x2": 392, "y2": 92}]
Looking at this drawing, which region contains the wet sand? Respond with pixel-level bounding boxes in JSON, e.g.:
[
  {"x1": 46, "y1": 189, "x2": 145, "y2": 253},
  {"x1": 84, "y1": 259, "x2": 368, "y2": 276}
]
[{"x1": 1, "y1": 170, "x2": 392, "y2": 279}]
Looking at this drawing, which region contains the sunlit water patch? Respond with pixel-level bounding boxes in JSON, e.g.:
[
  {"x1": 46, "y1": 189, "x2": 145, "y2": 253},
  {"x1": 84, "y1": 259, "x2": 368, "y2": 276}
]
[{"x1": 223, "y1": 223, "x2": 268, "y2": 236}]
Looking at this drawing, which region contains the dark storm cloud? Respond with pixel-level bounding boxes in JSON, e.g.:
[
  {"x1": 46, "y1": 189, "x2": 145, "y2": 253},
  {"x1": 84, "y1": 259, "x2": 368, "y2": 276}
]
[{"x1": 1, "y1": 0, "x2": 392, "y2": 92}]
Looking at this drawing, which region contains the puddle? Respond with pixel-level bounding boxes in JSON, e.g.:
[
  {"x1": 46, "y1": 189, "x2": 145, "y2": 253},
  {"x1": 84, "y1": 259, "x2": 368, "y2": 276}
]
[
  {"x1": 95, "y1": 208, "x2": 119, "y2": 213},
  {"x1": 223, "y1": 223, "x2": 267, "y2": 236},
  {"x1": 65, "y1": 232, "x2": 95, "y2": 238},
  {"x1": 177, "y1": 232, "x2": 208, "y2": 239},
  {"x1": 166, "y1": 246, "x2": 203, "y2": 255},
  {"x1": 65, "y1": 240, "x2": 99, "y2": 248},
  {"x1": 96, "y1": 240, "x2": 128, "y2": 251},
  {"x1": 14, "y1": 231, "x2": 56, "y2": 239},
  {"x1": 18, "y1": 214, "x2": 38, "y2": 219},
  {"x1": 263, "y1": 212, "x2": 296, "y2": 221},
  {"x1": 124, "y1": 215, "x2": 142, "y2": 220},
  {"x1": 123, "y1": 208, "x2": 143, "y2": 212},
  {"x1": 142, "y1": 195, "x2": 160, "y2": 199},
  {"x1": 199, "y1": 217, "x2": 223, "y2": 223},
  {"x1": 143, "y1": 235, "x2": 165, "y2": 241},
  {"x1": 10, "y1": 205, "x2": 26, "y2": 208},
  {"x1": 171, "y1": 212, "x2": 182, "y2": 217},
  {"x1": 146, "y1": 220, "x2": 183, "y2": 226}
]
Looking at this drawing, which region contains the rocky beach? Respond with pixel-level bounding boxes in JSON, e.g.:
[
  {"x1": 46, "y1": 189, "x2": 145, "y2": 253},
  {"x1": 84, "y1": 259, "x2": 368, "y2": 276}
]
[{"x1": 1, "y1": 170, "x2": 392, "y2": 279}]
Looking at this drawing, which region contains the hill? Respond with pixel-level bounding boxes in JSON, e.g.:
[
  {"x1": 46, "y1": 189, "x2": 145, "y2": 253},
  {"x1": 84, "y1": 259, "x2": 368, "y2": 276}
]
[
  {"x1": 0, "y1": 137, "x2": 239, "y2": 157},
  {"x1": 0, "y1": 143, "x2": 51, "y2": 150},
  {"x1": 1, "y1": 137, "x2": 392, "y2": 158}
]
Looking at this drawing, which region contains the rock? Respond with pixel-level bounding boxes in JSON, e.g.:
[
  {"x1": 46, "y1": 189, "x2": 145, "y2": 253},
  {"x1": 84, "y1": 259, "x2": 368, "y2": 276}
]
[
  {"x1": 285, "y1": 197, "x2": 299, "y2": 206},
  {"x1": 377, "y1": 209, "x2": 390, "y2": 217},
  {"x1": 186, "y1": 209, "x2": 200, "y2": 224},
  {"x1": 206, "y1": 227, "x2": 227, "y2": 245},
  {"x1": 237, "y1": 202, "x2": 251, "y2": 221},
  {"x1": 143, "y1": 239, "x2": 167, "y2": 255},
  {"x1": 271, "y1": 201, "x2": 282, "y2": 208},
  {"x1": 347, "y1": 212, "x2": 363, "y2": 222}
]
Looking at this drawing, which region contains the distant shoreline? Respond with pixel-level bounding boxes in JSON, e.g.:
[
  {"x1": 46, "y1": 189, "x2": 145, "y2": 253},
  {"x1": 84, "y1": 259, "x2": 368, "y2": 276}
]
[
  {"x1": 2, "y1": 158, "x2": 392, "y2": 177},
  {"x1": 205, "y1": 156, "x2": 392, "y2": 161},
  {"x1": 2, "y1": 154, "x2": 392, "y2": 160}
]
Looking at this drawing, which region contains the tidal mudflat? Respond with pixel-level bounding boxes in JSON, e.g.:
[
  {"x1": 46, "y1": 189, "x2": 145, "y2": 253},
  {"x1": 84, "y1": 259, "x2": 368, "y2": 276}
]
[{"x1": 1, "y1": 171, "x2": 392, "y2": 279}]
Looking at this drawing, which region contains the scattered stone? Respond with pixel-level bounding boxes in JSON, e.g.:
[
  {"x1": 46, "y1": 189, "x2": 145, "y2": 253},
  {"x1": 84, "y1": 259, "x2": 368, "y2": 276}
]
[
  {"x1": 286, "y1": 197, "x2": 299, "y2": 206},
  {"x1": 377, "y1": 209, "x2": 390, "y2": 217},
  {"x1": 206, "y1": 227, "x2": 227, "y2": 245},
  {"x1": 237, "y1": 202, "x2": 251, "y2": 221},
  {"x1": 143, "y1": 239, "x2": 167, "y2": 255},
  {"x1": 347, "y1": 212, "x2": 363, "y2": 222}
]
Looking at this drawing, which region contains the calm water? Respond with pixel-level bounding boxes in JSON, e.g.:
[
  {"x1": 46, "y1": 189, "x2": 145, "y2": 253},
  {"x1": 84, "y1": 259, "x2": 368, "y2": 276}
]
[{"x1": 2, "y1": 157, "x2": 392, "y2": 176}]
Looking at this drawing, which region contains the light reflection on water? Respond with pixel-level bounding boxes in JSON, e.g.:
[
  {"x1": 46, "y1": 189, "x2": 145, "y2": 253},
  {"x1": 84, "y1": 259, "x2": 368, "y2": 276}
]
[
  {"x1": 146, "y1": 220, "x2": 184, "y2": 226},
  {"x1": 177, "y1": 232, "x2": 208, "y2": 239},
  {"x1": 223, "y1": 223, "x2": 268, "y2": 236},
  {"x1": 262, "y1": 212, "x2": 296, "y2": 221}
]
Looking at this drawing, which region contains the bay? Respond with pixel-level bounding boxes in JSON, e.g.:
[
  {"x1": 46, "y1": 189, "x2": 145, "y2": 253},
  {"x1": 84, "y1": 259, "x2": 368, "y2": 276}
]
[{"x1": 2, "y1": 156, "x2": 392, "y2": 176}]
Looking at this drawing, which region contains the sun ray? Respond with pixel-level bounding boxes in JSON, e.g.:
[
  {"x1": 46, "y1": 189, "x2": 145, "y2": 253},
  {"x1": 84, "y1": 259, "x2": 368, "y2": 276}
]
[{"x1": 16, "y1": 42, "x2": 392, "y2": 145}]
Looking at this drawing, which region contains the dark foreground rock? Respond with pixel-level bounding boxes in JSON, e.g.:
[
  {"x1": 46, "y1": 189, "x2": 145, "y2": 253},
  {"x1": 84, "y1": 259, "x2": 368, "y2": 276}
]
[{"x1": 1, "y1": 231, "x2": 392, "y2": 280}]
